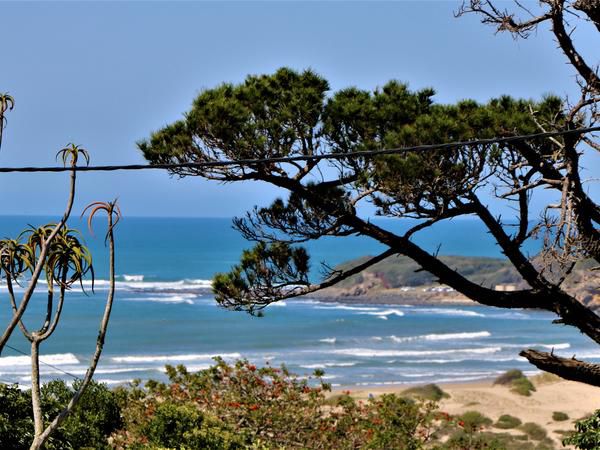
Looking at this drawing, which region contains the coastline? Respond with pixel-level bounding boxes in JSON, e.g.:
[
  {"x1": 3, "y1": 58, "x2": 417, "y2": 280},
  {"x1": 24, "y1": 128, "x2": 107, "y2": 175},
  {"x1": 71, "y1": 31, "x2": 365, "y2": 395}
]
[{"x1": 307, "y1": 285, "x2": 478, "y2": 306}]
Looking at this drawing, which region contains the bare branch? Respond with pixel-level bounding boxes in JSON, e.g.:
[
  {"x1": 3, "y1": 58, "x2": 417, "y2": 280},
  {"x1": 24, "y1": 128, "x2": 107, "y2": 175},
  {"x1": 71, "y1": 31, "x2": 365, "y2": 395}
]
[{"x1": 520, "y1": 348, "x2": 600, "y2": 386}]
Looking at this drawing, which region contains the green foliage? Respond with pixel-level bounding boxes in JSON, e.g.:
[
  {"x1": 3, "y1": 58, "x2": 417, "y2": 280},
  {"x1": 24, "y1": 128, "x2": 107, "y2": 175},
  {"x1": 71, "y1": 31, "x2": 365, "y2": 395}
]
[
  {"x1": 112, "y1": 359, "x2": 441, "y2": 449},
  {"x1": 494, "y1": 369, "x2": 536, "y2": 396},
  {"x1": 563, "y1": 410, "x2": 600, "y2": 449},
  {"x1": 458, "y1": 411, "x2": 493, "y2": 432},
  {"x1": 519, "y1": 422, "x2": 548, "y2": 441},
  {"x1": 137, "y1": 67, "x2": 566, "y2": 307},
  {"x1": 494, "y1": 369, "x2": 525, "y2": 385},
  {"x1": 403, "y1": 384, "x2": 450, "y2": 401},
  {"x1": 0, "y1": 383, "x2": 34, "y2": 449},
  {"x1": 0, "y1": 380, "x2": 122, "y2": 450},
  {"x1": 213, "y1": 241, "x2": 310, "y2": 314},
  {"x1": 495, "y1": 414, "x2": 522, "y2": 429},
  {"x1": 552, "y1": 411, "x2": 569, "y2": 421},
  {"x1": 511, "y1": 377, "x2": 536, "y2": 397}
]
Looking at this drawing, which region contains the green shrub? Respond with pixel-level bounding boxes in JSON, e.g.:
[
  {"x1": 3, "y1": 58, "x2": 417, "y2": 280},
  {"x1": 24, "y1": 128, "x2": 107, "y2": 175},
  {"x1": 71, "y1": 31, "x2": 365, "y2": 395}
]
[
  {"x1": 511, "y1": 377, "x2": 536, "y2": 396},
  {"x1": 495, "y1": 414, "x2": 522, "y2": 429},
  {"x1": 519, "y1": 422, "x2": 548, "y2": 441},
  {"x1": 458, "y1": 411, "x2": 493, "y2": 432},
  {"x1": 494, "y1": 370, "x2": 536, "y2": 396},
  {"x1": 111, "y1": 359, "x2": 441, "y2": 449},
  {"x1": 563, "y1": 409, "x2": 600, "y2": 449},
  {"x1": 403, "y1": 383, "x2": 450, "y2": 401},
  {"x1": 552, "y1": 411, "x2": 569, "y2": 421},
  {"x1": 0, "y1": 380, "x2": 122, "y2": 450},
  {"x1": 494, "y1": 369, "x2": 525, "y2": 385}
]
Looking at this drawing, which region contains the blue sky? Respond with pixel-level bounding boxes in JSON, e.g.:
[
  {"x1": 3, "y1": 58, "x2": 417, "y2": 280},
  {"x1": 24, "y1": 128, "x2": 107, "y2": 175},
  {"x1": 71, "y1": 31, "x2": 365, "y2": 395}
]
[{"x1": 0, "y1": 1, "x2": 597, "y2": 217}]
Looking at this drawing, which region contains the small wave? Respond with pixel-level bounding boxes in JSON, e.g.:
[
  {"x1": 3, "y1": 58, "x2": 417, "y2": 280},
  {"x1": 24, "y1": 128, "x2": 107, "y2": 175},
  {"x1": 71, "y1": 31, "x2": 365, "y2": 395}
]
[
  {"x1": 270, "y1": 301, "x2": 287, "y2": 307},
  {"x1": 319, "y1": 338, "x2": 337, "y2": 344},
  {"x1": 569, "y1": 351, "x2": 600, "y2": 359},
  {"x1": 0, "y1": 353, "x2": 79, "y2": 368},
  {"x1": 315, "y1": 305, "x2": 380, "y2": 312},
  {"x1": 502, "y1": 342, "x2": 571, "y2": 350},
  {"x1": 160, "y1": 364, "x2": 211, "y2": 373},
  {"x1": 112, "y1": 352, "x2": 241, "y2": 364},
  {"x1": 330, "y1": 347, "x2": 502, "y2": 358},
  {"x1": 300, "y1": 362, "x2": 357, "y2": 369},
  {"x1": 414, "y1": 308, "x2": 484, "y2": 317},
  {"x1": 79, "y1": 279, "x2": 213, "y2": 292},
  {"x1": 122, "y1": 295, "x2": 195, "y2": 305},
  {"x1": 96, "y1": 378, "x2": 135, "y2": 386},
  {"x1": 122, "y1": 274, "x2": 144, "y2": 282},
  {"x1": 390, "y1": 331, "x2": 491, "y2": 343},
  {"x1": 404, "y1": 355, "x2": 524, "y2": 364},
  {"x1": 360, "y1": 309, "x2": 405, "y2": 318}
]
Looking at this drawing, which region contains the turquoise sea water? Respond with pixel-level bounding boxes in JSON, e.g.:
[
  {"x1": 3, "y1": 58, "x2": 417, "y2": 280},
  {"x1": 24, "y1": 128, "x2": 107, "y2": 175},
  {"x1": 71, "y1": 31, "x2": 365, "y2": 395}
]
[{"x1": 0, "y1": 216, "x2": 596, "y2": 388}]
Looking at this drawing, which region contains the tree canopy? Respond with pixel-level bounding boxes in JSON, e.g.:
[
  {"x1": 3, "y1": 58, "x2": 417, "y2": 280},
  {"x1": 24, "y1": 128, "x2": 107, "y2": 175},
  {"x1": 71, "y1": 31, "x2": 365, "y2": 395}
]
[{"x1": 140, "y1": 1, "x2": 600, "y2": 387}]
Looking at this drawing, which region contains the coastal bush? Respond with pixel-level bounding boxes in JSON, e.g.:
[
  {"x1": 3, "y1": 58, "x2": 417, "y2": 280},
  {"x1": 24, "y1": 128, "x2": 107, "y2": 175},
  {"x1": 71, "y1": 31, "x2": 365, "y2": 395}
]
[
  {"x1": 495, "y1": 414, "x2": 522, "y2": 429},
  {"x1": 494, "y1": 370, "x2": 536, "y2": 396},
  {"x1": 494, "y1": 369, "x2": 526, "y2": 385},
  {"x1": 563, "y1": 410, "x2": 600, "y2": 449},
  {"x1": 0, "y1": 380, "x2": 122, "y2": 450},
  {"x1": 511, "y1": 377, "x2": 536, "y2": 397},
  {"x1": 110, "y1": 359, "x2": 443, "y2": 449},
  {"x1": 552, "y1": 411, "x2": 569, "y2": 421},
  {"x1": 519, "y1": 422, "x2": 547, "y2": 441},
  {"x1": 457, "y1": 411, "x2": 493, "y2": 432},
  {"x1": 403, "y1": 383, "x2": 450, "y2": 401}
]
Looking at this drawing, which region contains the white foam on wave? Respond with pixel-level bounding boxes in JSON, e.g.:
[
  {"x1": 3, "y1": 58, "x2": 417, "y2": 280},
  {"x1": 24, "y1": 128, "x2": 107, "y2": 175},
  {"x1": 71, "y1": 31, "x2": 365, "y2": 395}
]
[
  {"x1": 360, "y1": 309, "x2": 405, "y2": 318},
  {"x1": 122, "y1": 274, "x2": 144, "y2": 282},
  {"x1": 160, "y1": 364, "x2": 212, "y2": 373},
  {"x1": 502, "y1": 342, "x2": 571, "y2": 350},
  {"x1": 300, "y1": 362, "x2": 357, "y2": 369},
  {"x1": 0, "y1": 353, "x2": 79, "y2": 368},
  {"x1": 122, "y1": 294, "x2": 196, "y2": 305},
  {"x1": 79, "y1": 278, "x2": 213, "y2": 292},
  {"x1": 319, "y1": 338, "x2": 337, "y2": 344},
  {"x1": 96, "y1": 378, "x2": 135, "y2": 386},
  {"x1": 569, "y1": 351, "x2": 600, "y2": 359},
  {"x1": 414, "y1": 308, "x2": 485, "y2": 317},
  {"x1": 315, "y1": 305, "x2": 380, "y2": 312},
  {"x1": 112, "y1": 352, "x2": 242, "y2": 364},
  {"x1": 390, "y1": 331, "x2": 491, "y2": 343},
  {"x1": 404, "y1": 355, "x2": 525, "y2": 364},
  {"x1": 330, "y1": 347, "x2": 502, "y2": 358},
  {"x1": 270, "y1": 301, "x2": 287, "y2": 307}
]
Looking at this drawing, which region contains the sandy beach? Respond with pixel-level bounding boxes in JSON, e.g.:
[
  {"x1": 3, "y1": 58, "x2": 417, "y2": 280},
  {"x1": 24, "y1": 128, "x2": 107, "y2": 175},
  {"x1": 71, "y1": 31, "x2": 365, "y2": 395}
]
[{"x1": 336, "y1": 375, "x2": 600, "y2": 447}]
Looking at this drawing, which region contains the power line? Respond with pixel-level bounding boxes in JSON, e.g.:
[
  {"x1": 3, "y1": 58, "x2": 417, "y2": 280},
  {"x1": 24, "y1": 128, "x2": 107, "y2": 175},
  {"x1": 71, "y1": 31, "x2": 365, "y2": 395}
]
[
  {"x1": 4, "y1": 343, "x2": 81, "y2": 381},
  {"x1": 0, "y1": 125, "x2": 598, "y2": 174}
]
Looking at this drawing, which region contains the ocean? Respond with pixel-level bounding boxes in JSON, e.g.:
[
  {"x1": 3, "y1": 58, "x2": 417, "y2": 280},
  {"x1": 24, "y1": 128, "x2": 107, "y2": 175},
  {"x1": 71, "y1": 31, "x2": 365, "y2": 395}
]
[{"x1": 0, "y1": 216, "x2": 596, "y2": 388}]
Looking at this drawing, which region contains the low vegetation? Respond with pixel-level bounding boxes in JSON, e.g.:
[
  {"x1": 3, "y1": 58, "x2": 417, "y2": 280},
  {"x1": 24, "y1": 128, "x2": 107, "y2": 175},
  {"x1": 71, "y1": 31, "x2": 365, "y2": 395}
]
[
  {"x1": 563, "y1": 410, "x2": 600, "y2": 449},
  {"x1": 495, "y1": 414, "x2": 522, "y2": 429},
  {"x1": 552, "y1": 411, "x2": 569, "y2": 422},
  {"x1": 2, "y1": 360, "x2": 595, "y2": 449},
  {"x1": 403, "y1": 384, "x2": 450, "y2": 402},
  {"x1": 494, "y1": 369, "x2": 536, "y2": 396},
  {"x1": 333, "y1": 255, "x2": 521, "y2": 290},
  {"x1": 519, "y1": 422, "x2": 548, "y2": 441}
]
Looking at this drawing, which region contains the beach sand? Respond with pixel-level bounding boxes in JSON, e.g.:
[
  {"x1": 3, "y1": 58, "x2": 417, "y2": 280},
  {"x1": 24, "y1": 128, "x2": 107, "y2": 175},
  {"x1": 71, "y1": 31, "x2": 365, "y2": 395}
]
[{"x1": 336, "y1": 375, "x2": 600, "y2": 447}]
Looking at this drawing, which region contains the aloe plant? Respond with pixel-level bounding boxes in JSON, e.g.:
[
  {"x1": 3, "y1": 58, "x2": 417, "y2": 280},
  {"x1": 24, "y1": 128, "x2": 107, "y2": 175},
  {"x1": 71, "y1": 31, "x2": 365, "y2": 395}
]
[
  {"x1": 0, "y1": 92, "x2": 14, "y2": 149},
  {"x1": 0, "y1": 97, "x2": 122, "y2": 449}
]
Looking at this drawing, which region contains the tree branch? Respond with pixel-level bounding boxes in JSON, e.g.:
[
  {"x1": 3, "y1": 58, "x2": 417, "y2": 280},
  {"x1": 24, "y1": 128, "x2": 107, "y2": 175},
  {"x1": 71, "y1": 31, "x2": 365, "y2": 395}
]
[{"x1": 520, "y1": 348, "x2": 600, "y2": 387}]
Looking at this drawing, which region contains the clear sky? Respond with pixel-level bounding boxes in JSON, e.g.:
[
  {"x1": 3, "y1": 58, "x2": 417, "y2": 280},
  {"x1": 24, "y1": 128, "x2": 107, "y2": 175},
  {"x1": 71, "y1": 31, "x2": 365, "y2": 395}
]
[{"x1": 0, "y1": 1, "x2": 597, "y2": 217}]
